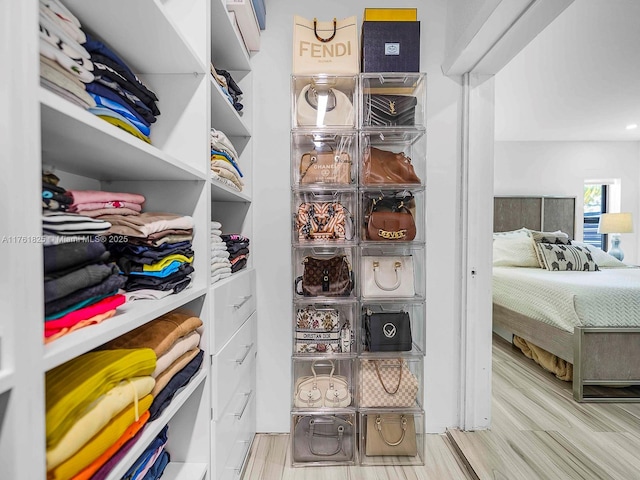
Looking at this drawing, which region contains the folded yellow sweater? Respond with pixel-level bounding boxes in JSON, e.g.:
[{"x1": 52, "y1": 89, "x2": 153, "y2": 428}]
[
  {"x1": 47, "y1": 394, "x2": 153, "y2": 480},
  {"x1": 46, "y1": 349, "x2": 156, "y2": 449},
  {"x1": 46, "y1": 376, "x2": 155, "y2": 470}
]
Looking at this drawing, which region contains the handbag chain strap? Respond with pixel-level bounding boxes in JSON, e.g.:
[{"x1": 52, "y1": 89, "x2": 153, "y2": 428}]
[
  {"x1": 373, "y1": 359, "x2": 403, "y2": 395},
  {"x1": 375, "y1": 415, "x2": 407, "y2": 446}
]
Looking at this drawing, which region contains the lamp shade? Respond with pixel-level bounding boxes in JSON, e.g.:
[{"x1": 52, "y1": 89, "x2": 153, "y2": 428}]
[{"x1": 597, "y1": 212, "x2": 634, "y2": 234}]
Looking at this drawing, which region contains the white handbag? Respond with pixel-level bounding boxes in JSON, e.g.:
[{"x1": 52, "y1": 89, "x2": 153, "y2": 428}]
[
  {"x1": 296, "y1": 84, "x2": 354, "y2": 127},
  {"x1": 294, "y1": 360, "x2": 351, "y2": 408},
  {"x1": 361, "y1": 256, "x2": 415, "y2": 298}
]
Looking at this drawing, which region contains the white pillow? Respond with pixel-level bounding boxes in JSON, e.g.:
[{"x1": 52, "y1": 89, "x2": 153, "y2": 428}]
[
  {"x1": 493, "y1": 227, "x2": 530, "y2": 239},
  {"x1": 493, "y1": 235, "x2": 540, "y2": 267},
  {"x1": 571, "y1": 242, "x2": 627, "y2": 268}
]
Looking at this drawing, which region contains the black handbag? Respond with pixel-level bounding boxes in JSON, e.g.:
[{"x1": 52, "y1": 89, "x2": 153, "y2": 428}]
[
  {"x1": 292, "y1": 415, "x2": 354, "y2": 463},
  {"x1": 365, "y1": 94, "x2": 417, "y2": 127},
  {"x1": 364, "y1": 311, "x2": 412, "y2": 351}
]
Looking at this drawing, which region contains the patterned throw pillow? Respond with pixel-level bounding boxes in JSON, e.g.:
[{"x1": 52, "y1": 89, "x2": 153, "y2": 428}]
[
  {"x1": 530, "y1": 231, "x2": 572, "y2": 245},
  {"x1": 535, "y1": 243, "x2": 600, "y2": 271}
]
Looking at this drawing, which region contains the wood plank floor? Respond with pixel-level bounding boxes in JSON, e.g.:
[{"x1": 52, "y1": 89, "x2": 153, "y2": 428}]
[
  {"x1": 241, "y1": 432, "x2": 472, "y2": 479},
  {"x1": 243, "y1": 335, "x2": 640, "y2": 479},
  {"x1": 448, "y1": 335, "x2": 640, "y2": 480}
]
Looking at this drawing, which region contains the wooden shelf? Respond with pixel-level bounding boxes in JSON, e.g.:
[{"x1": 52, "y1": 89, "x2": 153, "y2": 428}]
[
  {"x1": 210, "y1": 179, "x2": 252, "y2": 202},
  {"x1": 210, "y1": 78, "x2": 251, "y2": 137},
  {"x1": 162, "y1": 462, "x2": 207, "y2": 480},
  {"x1": 63, "y1": 0, "x2": 206, "y2": 75},
  {"x1": 210, "y1": 0, "x2": 251, "y2": 72},
  {"x1": 40, "y1": 89, "x2": 207, "y2": 182},
  {"x1": 43, "y1": 286, "x2": 207, "y2": 372},
  {"x1": 102, "y1": 369, "x2": 208, "y2": 480}
]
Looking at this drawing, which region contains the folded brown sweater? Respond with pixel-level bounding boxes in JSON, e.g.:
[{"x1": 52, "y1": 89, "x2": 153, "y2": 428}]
[{"x1": 97, "y1": 311, "x2": 202, "y2": 357}]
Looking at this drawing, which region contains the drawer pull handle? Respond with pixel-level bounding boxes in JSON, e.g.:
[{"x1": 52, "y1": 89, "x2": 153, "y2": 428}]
[
  {"x1": 234, "y1": 390, "x2": 253, "y2": 419},
  {"x1": 232, "y1": 439, "x2": 253, "y2": 473},
  {"x1": 232, "y1": 295, "x2": 253, "y2": 309},
  {"x1": 235, "y1": 343, "x2": 254, "y2": 365}
]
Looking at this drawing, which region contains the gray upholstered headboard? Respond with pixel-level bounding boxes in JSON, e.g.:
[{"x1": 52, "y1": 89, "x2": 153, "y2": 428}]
[{"x1": 494, "y1": 196, "x2": 576, "y2": 239}]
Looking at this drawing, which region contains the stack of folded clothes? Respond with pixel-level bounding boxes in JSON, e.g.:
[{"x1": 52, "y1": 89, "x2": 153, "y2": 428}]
[
  {"x1": 42, "y1": 172, "x2": 73, "y2": 212},
  {"x1": 39, "y1": 0, "x2": 95, "y2": 109},
  {"x1": 100, "y1": 212, "x2": 195, "y2": 300},
  {"x1": 98, "y1": 311, "x2": 204, "y2": 421},
  {"x1": 223, "y1": 234, "x2": 250, "y2": 274},
  {"x1": 210, "y1": 128, "x2": 244, "y2": 192},
  {"x1": 84, "y1": 34, "x2": 160, "y2": 144},
  {"x1": 42, "y1": 180, "x2": 127, "y2": 342},
  {"x1": 45, "y1": 349, "x2": 156, "y2": 480},
  {"x1": 122, "y1": 426, "x2": 170, "y2": 480},
  {"x1": 43, "y1": 239, "x2": 126, "y2": 343},
  {"x1": 211, "y1": 221, "x2": 232, "y2": 284},
  {"x1": 210, "y1": 63, "x2": 243, "y2": 112},
  {"x1": 65, "y1": 189, "x2": 145, "y2": 217}
]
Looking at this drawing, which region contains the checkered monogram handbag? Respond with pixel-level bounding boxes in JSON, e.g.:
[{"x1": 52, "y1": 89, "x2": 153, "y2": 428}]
[{"x1": 359, "y1": 359, "x2": 418, "y2": 407}]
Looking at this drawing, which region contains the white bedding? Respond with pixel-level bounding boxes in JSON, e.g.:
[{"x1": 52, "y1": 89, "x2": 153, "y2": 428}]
[{"x1": 493, "y1": 266, "x2": 640, "y2": 332}]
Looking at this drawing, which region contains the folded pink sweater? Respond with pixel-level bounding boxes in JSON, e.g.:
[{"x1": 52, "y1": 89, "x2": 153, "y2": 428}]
[
  {"x1": 66, "y1": 190, "x2": 145, "y2": 206},
  {"x1": 70, "y1": 201, "x2": 143, "y2": 213}
]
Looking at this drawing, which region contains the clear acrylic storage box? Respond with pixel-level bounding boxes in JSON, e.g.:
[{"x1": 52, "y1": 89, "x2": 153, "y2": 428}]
[
  {"x1": 291, "y1": 411, "x2": 357, "y2": 466},
  {"x1": 359, "y1": 188, "x2": 425, "y2": 244},
  {"x1": 293, "y1": 246, "x2": 358, "y2": 300},
  {"x1": 357, "y1": 355, "x2": 424, "y2": 410},
  {"x1": 292, "y1": 190, "x2": 358, "y2": 246},
  {"x1": 358, "y1": 409, "x2": 425, "y2": 466},
  {"x1": 360, "y1": 73, "x2": 426, "y2": 130},
  {"x1": 359, "y1": 302, "x2": 426, "y2": 355},
  {"x1": 359, "y1": 244, "x2": 425, "y2": 300},
  {"x1": 359, "y1": 130, "x2": 426, "y2": 188},
  {"x1": 293, "y1": 301, "x2": 358, "y2": 355},
  {"x1": 292, "y1": 75, "x2": 358, "y2": 129},
  {"x1": 292, "y1": 357, "x2": 356, "y2": 410},
  {"x1": 291, "y1": 130, "x2": 358, "y2": 188}
]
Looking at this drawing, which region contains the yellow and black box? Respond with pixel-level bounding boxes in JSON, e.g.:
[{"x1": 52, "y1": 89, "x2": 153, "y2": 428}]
[
  {"x1": 361, "y1": 21, "x2": 420, "y2": 73},
  {"x1": 363, "y1": 8, "x2": 417, "y2": 22}
]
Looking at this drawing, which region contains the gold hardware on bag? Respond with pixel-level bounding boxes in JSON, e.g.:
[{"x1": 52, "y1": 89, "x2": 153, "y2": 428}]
[
  {"x1": 394, "y1": 261, "x2": 402, "y2": 269},
  {"x1": 373, "y1": 261, "x2": 380, "y2": 268},
  {"x1": 378, "y1": 229, "x2": 407, "y2": 240},
  {"x1": 389, "y1": 101, "x2": 396, "y2": 115}
]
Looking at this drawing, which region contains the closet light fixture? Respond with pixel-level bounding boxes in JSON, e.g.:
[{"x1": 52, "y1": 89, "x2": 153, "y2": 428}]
[{"x1": 625, "y1": 123, "x2": 638, "y2": 130}]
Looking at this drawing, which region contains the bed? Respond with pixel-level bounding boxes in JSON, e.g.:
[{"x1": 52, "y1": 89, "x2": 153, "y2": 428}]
[{"x1": 493, "y1": 196, "x2": 640, "y2": 402}]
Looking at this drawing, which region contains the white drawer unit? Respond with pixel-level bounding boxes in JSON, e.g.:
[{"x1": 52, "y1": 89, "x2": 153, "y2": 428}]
[
  {"x1": 211, "y1": 311, "x2": 257, "y2": 420},
  {"x1": 211, "y1": 268, "x2": 256, "y2": 354},
  {"x1": 212, "y1": 357, "x2": 256, "y2": 480}
]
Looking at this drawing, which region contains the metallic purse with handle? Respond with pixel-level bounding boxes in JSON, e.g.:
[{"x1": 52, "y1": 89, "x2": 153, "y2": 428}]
[
  {"x1": 292, "y1": 415, "x2": 354, "y2": 462},
  {"x1": 294, "y1": 360, "x2": 351, "y2": 408},
  {"x1": 365, "y1": 414, "x2": 417, "y2": 456}
]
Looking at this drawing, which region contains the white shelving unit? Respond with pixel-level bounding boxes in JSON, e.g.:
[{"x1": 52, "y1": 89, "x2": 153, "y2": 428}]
[{"x1": 0, "y1": 0, "x2": 258, "y2": 478}]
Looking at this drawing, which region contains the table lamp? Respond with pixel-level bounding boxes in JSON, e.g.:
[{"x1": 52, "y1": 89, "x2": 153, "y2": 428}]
[{"x1": 597, "y1": 212, "x2": 634, "y2": 261}]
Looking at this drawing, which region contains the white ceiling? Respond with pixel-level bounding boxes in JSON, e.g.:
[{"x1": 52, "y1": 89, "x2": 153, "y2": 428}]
[{"x1": 495, "y1": 0, "x2": 640, "y2": 141}]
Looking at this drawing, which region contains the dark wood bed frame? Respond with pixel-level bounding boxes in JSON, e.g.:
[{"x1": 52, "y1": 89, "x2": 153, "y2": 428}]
[{"x1": 494, "y1": 196, "x2": 640, "y2": 402}]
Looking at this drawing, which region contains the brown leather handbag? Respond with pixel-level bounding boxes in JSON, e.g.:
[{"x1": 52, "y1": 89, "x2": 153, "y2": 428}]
[
  {"x1": 300, "y1": 150, "x2": 352, "y2": 184},
  {"x1": 295, "y1": 255, "x2": 353, "y2": 297},
  {"x1": 365, "y1": 194, "x2": 416, "y2": 241},
  {"x1": 362, "y1": 147, "x2": 420, "y2": 185}
]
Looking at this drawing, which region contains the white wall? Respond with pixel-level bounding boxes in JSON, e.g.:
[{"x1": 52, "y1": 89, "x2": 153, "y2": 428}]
[
  {"x1": 495, "y1": 141, "x2": 640, "y2": 263},
  {"x1": 251, "y1": 0, "x2": 464, "y2": 433}
]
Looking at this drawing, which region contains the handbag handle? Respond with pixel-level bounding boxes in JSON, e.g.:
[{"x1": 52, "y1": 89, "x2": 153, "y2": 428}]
[
  {"x1": 313, "y1": 18, "x2": 337, "y2": 43},
  {"x1": 373, "y1": 260, "x2": 402, "y2": 291},
  {"x1": 373, "y1": 359, "x2": 403, "y2": 395},
  {"x1": 311, "y1": 359, "x2": 335, "y2": 379},
  {"x1": 375, "y1": 415, "x2": 407, "y2": 446},
  {"x1": 308, "y1": 420, "x2": 344, "y2": 456},
  {"x1": 295, "y1": 276, "x2": 303, "y2": 295}
]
